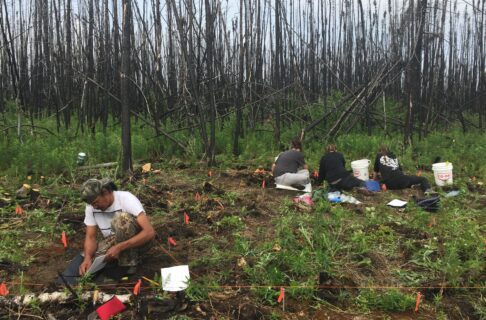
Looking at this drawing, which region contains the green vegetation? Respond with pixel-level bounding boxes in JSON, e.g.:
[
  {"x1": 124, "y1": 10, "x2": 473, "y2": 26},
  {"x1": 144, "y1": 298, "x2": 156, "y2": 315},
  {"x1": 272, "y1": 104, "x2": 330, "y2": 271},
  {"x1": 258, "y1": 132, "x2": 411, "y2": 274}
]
[
  {"x1": 0, "y1": 105, "x2": 485, "y2": 318},
  {"x1": 1, "y1": 101, "x2": 486, "y2": 181},
  {"x1": 356, "y1": 289, "x2": 416, "y2": 312}
]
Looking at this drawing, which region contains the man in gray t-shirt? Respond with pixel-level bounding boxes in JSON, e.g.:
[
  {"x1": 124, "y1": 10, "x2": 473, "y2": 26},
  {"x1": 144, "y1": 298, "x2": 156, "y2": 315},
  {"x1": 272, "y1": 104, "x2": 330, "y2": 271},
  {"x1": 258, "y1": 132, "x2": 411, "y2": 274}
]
[{"x1": 272, "y1": 139, "x2": 310, "y2": 188}]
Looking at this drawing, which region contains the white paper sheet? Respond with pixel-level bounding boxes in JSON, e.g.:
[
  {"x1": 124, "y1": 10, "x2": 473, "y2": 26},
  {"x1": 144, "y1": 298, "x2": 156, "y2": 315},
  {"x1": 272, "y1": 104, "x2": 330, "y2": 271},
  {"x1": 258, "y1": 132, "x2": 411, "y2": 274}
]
[
  {"x1": 161, "y1": 265, "x2": 190, "y2": 292},
  {"x1": 86, "y1": 254, "x2": 107, "y2": 274},
  {"x1": 387, "y1": 199, "x2": 407, "y2": 208}
]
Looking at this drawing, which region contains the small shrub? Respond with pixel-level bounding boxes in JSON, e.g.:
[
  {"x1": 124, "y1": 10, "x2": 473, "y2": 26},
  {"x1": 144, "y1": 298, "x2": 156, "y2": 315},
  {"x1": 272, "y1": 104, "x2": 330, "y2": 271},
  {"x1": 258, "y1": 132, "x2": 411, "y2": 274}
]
[{"x1": 356, "y1": 289, "x2": 416, "y2": 312}]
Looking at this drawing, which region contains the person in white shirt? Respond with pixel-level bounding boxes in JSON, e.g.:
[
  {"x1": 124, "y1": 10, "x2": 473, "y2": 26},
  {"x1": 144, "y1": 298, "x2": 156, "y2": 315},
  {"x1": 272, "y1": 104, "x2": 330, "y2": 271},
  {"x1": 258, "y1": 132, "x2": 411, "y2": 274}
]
[{"x1": 78, "y1": 178, "x2": 155, "y2": 275}]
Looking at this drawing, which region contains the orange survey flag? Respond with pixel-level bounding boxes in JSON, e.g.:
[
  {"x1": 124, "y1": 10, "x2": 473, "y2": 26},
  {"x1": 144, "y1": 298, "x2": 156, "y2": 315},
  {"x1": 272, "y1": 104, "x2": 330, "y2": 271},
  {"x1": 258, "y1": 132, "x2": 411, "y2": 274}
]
[
  {"x1": 415, "y1": 292, "x2": 422, "y2": 312},
  {"x1": 133, "y1": 279, "x2": 142, "y2": 296},
  {"x1": 313, "y1": 169, "x2": 319, "y2": 178},
  {"x1": 15, "y1": 205, "x2": 23, "y2": 215},
  {"x1": 277, "y1": 287, "x2": 285, "y2": 303},
  {"x1": 168, "y1": 237, "x2": 177, "y2": 246},
  {"x1": 0, "y1": 283, "x2": 8, "y2": 296},
  {"x1": 184, "y1": 212, "x2": 190, "y2": 225},
  {"x1": 61, "y1": 231, "x2": 68, "y2": 248}
]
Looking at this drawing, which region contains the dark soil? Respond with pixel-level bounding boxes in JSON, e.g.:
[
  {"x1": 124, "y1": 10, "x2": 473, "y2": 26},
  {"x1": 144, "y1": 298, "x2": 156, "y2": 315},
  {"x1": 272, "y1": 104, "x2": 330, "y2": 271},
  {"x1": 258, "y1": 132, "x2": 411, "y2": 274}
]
[{"x1": 1, "y1": 167, "x2": 484, "y2": 319}]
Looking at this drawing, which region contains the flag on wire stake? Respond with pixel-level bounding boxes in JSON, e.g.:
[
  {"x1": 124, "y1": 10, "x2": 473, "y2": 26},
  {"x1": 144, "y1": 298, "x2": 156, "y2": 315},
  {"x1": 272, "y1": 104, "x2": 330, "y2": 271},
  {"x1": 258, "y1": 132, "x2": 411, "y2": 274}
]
[
  {"x1": 277, "y1": 287, "x2": 285, "y2": 311},
  {"x1": 313, "y1": 169, "x2": 319, "y2": 178},
  {"x1": 184, "y1": 211, "x2": 190, "y2": 225},
  {"x1": 415, "y1": 291, "x2": 422, "y2": 312},
  {"x1": 0, "y1": 283, "x2": 8, "y2": 296},
  {"x1": 133, "y1": 279, "x2": 142, "y2": 296},
  {"x1": 15, "y1": 205, "x2": 23, "y2": 215},
  {"x1": 168, "y1": 237, "x2": 177, "y2": 246},
  {"x1": 61, "y1": 231, "x2": 68, "y2": 248}
]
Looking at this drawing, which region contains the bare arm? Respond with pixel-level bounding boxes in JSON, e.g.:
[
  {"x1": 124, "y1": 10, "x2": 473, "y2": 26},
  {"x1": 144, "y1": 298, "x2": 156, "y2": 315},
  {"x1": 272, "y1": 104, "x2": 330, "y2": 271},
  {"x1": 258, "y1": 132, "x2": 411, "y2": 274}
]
[
  {"x1": 105, "y1": 213, "x2": 155, "y2": 260},
  {"x1": 79, "y1": 226, "x2": 97, "y2": 275}
]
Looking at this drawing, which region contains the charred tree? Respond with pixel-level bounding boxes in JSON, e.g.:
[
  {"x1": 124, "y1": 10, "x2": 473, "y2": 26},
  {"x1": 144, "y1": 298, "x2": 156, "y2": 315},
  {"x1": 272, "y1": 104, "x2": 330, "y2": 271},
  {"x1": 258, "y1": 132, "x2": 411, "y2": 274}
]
[{"x1": 121, "y1": 0, "x2": 133, "y2": 173}]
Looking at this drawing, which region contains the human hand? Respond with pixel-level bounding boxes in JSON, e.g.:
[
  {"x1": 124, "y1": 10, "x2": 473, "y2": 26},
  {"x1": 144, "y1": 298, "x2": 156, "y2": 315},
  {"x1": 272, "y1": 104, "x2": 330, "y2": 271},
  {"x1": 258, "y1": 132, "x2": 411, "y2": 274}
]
[
  {"x1": 104, "y1": 244, "x2": 122, "y2": 262},
  {"x1": 79, "y1": 258, "x2": 92, "y2": 275}
]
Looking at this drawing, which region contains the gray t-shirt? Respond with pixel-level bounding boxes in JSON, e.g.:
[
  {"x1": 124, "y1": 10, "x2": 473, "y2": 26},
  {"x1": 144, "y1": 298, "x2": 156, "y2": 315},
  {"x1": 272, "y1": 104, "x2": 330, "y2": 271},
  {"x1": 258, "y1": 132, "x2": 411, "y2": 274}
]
[{"x1": 274, "y1": 150, "x2": 306, "y2": 177}]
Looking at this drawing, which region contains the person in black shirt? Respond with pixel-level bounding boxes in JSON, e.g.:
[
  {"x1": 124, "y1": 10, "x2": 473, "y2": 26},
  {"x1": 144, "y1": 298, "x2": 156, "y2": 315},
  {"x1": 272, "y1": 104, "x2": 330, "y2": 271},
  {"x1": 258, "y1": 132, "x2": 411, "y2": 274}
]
[
  {"x1": 317, "y1": 144, "x2": 366, "y2": 191},
  {"x1": 272, "y1": 138, "x2": 310, "y2": 188},
  {"x1": 373, "y1": 145, "x2": 433, "y2": 193}
]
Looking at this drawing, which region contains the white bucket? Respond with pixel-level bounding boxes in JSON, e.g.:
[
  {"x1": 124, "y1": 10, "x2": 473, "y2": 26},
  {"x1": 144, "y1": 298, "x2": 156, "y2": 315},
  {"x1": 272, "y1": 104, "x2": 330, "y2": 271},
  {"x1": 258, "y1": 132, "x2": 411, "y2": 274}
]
[
  {"x1": 432, "y1": 162, "x2": 453, "y2": 186},
  {"x1": 351, "y1": 159, "x2": 370, "y2": 181}
]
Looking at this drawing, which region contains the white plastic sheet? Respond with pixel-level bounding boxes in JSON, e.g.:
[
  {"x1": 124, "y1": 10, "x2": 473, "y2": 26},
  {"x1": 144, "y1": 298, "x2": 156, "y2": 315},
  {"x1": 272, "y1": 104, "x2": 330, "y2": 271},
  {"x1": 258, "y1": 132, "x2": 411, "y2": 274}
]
[{"x1": 161, "y1": 265, "x2": 190, "y2": 292}]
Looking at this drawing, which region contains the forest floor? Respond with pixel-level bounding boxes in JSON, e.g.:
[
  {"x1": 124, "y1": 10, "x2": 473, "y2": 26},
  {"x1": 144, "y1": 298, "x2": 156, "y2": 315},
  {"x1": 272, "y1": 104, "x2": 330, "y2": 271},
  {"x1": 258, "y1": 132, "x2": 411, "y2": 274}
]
[{"x1": 0, "y1": 161, "x2": 485, "y2": 319}]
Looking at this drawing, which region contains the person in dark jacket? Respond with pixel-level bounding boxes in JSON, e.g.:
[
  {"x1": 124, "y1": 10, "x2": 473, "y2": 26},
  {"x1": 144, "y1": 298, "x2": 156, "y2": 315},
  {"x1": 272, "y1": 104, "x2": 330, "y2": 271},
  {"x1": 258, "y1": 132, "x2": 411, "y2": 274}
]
[
  {"x1": 373, "y1": 145, "x2": 433, "y2": 193},
  {"x1": 317, "y1": 144, "x2": 366, "y2": 191}
]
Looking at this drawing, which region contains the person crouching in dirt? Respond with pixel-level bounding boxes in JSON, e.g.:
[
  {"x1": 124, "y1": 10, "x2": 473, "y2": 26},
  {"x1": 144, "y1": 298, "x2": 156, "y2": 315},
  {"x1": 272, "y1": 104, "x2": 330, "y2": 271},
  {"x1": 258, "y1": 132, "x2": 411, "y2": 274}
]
[
  {"x1": 79, "y1": 178, "x2": 155, "y2": 275},
  {"x1": 373, "y1": 145, "x2": 435, "y2": 194},
  {"x1": 317, "y1": 144, "x2": 368, "y2": 192},
  {"x1": 272, "y1": 138, "x2": 310, "y2": 189}
]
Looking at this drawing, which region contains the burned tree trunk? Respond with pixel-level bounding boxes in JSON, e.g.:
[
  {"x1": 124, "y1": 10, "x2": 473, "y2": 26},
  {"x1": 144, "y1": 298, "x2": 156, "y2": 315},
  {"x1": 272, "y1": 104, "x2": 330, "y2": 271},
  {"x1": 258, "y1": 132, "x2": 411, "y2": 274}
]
[
  {"x1": 274, "y1": 0, "x2": 282, "y2": 145},
  {"x1": 205, "y1": 0, "x2": 217, "y2": 166},
  {"x1": 121, "y1": 0, "x2": 133, "y2": 174},
  {"x1": 405, "y1": 0, "x2": 427, "y2": 146},
  {"x1": 233, "y1": 0, "x2": 244, "y2": 156}
]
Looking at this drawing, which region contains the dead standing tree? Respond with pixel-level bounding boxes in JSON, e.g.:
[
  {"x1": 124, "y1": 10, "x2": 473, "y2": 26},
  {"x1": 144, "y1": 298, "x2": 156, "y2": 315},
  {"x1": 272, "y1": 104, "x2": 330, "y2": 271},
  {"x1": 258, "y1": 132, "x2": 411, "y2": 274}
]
[
  {"x1": 273, "y1": 0, "x2": 282, "y2": 145},
  {"x1": 0, "y1": 0, "x2": 485, "y2": 165},
  {"x1": 121, "y1": 0, "x2": 133, "y2": 174},
  {"x1": 170, "y1": 0, "x2": 211, "y2": 161},
  {"x1": 205, "y1": 0, "x2": 217, "y2": 166},
  {"x1": 405, "y1": 0, "x2": 427, "y2": 146}
]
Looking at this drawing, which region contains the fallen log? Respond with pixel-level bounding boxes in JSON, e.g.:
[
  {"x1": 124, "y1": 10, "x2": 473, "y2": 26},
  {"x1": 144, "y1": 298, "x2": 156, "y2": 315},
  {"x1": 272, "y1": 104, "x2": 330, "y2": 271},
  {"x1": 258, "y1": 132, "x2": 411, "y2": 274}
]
[
  {"x1": 76, "y1": 162, "x2": 118, "y2": 170},
  {"x1": 0, "y1": 291, "x2": 132, "y2": 306}
]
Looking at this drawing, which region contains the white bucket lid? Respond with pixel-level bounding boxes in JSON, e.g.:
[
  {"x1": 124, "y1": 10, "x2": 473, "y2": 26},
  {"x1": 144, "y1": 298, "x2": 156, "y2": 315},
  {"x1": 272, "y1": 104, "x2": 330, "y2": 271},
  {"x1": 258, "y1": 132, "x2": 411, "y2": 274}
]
[
  {"x1": 351, "y1": 159, "x2": 370, "y2": 166},
  {"x1": 161, "y1": 265, "x2": 190, "y2": 292},
  {"x1": 432, "y1": 162, "x2": 453, "y2": 169}
]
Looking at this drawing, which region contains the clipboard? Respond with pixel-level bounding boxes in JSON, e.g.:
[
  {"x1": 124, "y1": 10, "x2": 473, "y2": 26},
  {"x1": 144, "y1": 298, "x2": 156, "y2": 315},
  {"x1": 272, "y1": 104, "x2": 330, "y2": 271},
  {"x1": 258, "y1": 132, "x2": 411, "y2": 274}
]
[{"x1": 87, "y1": 255, "x2": 107, "y2": 274}]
